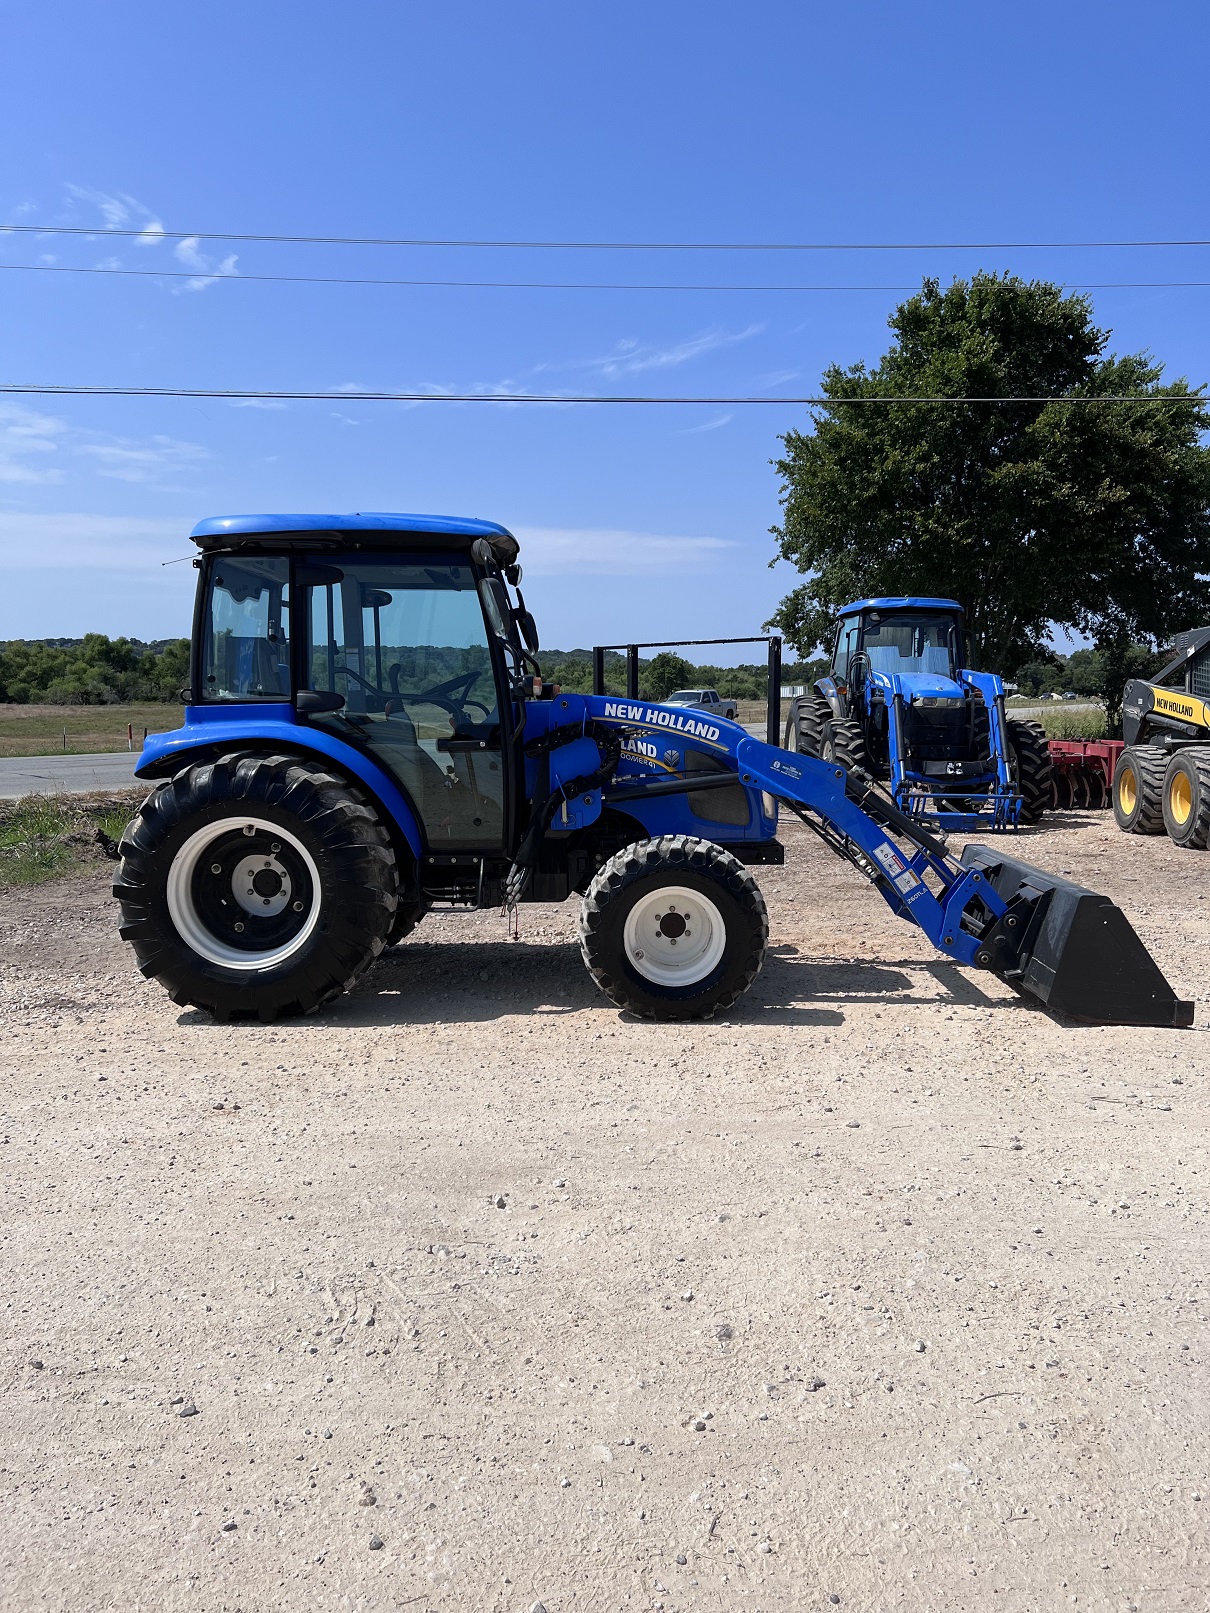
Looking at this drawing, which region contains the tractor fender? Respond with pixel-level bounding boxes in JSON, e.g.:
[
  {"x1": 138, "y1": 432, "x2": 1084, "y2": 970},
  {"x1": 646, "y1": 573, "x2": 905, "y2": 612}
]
[
  {"x1": 134, "y1": 707, "x2": 425, "y2": 860},
  {"x1": 815, "y1": 676, "x2": 846, "y2": 722}
]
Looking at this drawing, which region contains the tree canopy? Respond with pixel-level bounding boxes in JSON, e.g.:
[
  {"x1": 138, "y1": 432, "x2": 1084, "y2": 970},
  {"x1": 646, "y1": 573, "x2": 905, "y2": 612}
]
[
  {"x1": 768, "y1": 273, "x2": 1210, "y2": 675},
  {"x1": 0, "y1": 635, "x2": 189, "y2": 704}
]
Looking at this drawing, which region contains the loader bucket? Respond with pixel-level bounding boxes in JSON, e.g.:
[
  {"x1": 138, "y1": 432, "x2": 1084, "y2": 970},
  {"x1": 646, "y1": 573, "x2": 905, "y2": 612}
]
[{"x1": 959, "y1": 845, "x2": 1193, "y2": 1028}]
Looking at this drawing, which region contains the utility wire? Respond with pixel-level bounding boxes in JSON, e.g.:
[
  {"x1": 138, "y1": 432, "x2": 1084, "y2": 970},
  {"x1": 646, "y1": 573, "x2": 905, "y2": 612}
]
[
  {"x1": 4, "y1": 223, "x2": 1210, "y2": 252},
  {"x1": 5, "y1": 261, "x2": 1210, "y2": 294},
  {"x1": 0, "y1": 383, "x2": 1202, "y2": 406}
]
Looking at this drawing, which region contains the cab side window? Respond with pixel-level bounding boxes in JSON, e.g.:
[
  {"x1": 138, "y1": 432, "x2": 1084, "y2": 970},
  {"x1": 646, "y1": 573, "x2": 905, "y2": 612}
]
[
  {"x1": 1192, "y1": 646, "x2": 1210, "y2": 701},
  {"x1": 201, "y1": 557, "x2": 290, "y2": 700},
  {"x1": 833, "y1": 617, "x2": 859, "y2": 681}
]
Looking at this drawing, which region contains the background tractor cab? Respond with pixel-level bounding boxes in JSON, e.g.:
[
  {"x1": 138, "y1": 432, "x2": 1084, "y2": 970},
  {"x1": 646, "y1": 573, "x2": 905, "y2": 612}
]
[{"x1": 787, "y1": 595, "x2": 1051, "y2": 831}]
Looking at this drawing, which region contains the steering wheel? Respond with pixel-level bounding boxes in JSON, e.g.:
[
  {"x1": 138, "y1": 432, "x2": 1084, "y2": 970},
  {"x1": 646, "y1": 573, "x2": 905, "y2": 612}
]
[{"x1": 384, "y1": 663, "x2": 493, "y2": 723}]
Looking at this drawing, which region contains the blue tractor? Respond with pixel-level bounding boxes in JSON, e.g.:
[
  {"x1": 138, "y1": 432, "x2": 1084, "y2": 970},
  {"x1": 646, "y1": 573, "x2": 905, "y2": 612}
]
[
  {"x1": 785, "y1": 597, "x2": 1052, "y2": 831},
  {"x1": 113, "y1": 514, "x2": 1188, "y2": 1028}
]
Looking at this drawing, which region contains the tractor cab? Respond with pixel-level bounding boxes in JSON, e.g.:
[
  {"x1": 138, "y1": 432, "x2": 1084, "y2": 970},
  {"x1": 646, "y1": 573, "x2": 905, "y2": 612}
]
[
  {"x1": 187, "y1": 514, "x2": 538, "y2": 875},
  {"x1": 831, "y1": 597, "x2": 964, "y2": 700}
]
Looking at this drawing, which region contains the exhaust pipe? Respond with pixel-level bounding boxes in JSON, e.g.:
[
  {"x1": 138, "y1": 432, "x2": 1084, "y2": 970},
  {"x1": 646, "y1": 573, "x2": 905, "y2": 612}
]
[{"x1": 960, "y1": 845, "x2": 1193, "y2": 1028}]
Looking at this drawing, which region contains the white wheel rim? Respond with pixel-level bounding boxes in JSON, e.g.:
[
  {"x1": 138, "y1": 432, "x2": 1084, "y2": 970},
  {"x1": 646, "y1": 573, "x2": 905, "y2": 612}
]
[
  {"x1": 166, "y1": 816, "x2": 322, "y2": 970},
  {"x1": 622, "y1": 884, "x2": 727, "y2": 987}
]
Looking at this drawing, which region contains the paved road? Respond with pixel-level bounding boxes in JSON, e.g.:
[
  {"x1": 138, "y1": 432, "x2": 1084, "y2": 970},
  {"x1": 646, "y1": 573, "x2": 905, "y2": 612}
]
[{"x1": 0, "y1": 751, "x2": 143, "y2": 799}]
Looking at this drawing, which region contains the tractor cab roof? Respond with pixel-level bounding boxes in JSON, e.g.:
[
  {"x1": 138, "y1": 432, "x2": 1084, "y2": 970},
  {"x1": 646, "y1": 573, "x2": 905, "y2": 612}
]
[
  {"x1": 839, "y1": 596, "x2": 963, "y2": 615},
  {"x1": 189, "y1": 512, "x2": 520, "y2": 567}
]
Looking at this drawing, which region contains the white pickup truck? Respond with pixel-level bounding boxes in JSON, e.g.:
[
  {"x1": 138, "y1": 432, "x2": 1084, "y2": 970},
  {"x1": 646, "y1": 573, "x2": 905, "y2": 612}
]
[{"x1": 665, "y1": 688, "x2": 739, "y2": 720}]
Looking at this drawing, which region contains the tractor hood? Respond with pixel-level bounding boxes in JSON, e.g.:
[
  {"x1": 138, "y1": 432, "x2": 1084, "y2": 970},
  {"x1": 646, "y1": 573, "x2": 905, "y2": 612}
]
[{"x1": 868, "y1": 668, "x2": 965, "y2": 703}]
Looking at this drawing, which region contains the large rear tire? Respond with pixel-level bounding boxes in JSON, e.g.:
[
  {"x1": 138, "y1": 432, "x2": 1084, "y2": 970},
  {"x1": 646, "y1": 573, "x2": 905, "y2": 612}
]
[
  {"x1": 1113, "y1": 746, "x2": 1167, "y2": 835},
  {"x1": 114, "y1": 752, "x2": 398, "y2": 1021},
  {"x1": 1005, "y1": 718, "x2": 1053, "y2": 824},
  {"x1": 387, "y1": 898, "x2": 431, "y2": 945},
  {"x1": 1162, "y1": 748, "x2": 1210, "y2": 849},
  {"x1": 578, "y1": 835, "x2": 768, "y2": 1020}
]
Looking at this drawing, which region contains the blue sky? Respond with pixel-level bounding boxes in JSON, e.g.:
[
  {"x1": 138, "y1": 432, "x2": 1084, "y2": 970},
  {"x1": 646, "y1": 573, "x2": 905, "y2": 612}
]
[{"x1": 1, "y1": 1, "x2": 1208, "y2": 658}]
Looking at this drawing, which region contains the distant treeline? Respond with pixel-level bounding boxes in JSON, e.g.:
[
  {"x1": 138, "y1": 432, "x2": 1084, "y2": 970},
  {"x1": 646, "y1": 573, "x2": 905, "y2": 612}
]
[
  {"x1": 539, "y1": 649, "x2": 827, "y2": 701},
  {"x1": 0, "y1": 636, "x2": 826, "y2": 706},
  {"x1": 0, "y1": 636, "x2": 190, "y2": 704}
]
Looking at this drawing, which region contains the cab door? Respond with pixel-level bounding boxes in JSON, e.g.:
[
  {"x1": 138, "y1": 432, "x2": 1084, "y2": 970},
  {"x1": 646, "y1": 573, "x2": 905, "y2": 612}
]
[{"x1": 298, "y1": 556, "x2": 510, "y2": 852}]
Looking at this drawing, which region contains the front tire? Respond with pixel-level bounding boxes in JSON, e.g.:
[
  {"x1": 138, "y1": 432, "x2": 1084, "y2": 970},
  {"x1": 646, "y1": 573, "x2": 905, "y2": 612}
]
[
  {"x1": 578, "y1": 836, "x2": 768, "y2": 1020},
  {"x1": 114, "y1": 752, "x2": 398, "y2": 1021},
  {"x1": 820, "y1": 718, "x2": 870, "y2": 772},
  {"x1": 1162, "y1": 748, "x2": 1210, "y2": 848},
  {"x1": 783, "y1": 693, "x2": 831, "y2": 757}
]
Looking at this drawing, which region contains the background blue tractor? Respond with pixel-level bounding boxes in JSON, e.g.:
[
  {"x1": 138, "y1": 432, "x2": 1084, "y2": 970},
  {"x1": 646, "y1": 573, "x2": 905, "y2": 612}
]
[
  {"x1": 784, "y1": 596, "x2": 1052, "y2": 830},
  {"x1": 111, "y1": 516, "x2": 1187, "y2": 1029}
]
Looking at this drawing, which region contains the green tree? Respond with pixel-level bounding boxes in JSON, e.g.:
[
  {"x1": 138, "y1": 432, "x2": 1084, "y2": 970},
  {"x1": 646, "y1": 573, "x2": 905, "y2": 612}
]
[
  {"x1": 640, "y1": 651, "x2": 695, "y2": 700},
  {"x1": 768, "y1": 274, "x2": 1210, "y2": 686}
]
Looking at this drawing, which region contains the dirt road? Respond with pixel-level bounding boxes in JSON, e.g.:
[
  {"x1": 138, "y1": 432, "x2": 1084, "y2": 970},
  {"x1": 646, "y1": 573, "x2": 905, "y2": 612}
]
[{"x1": 1, "y1": 815, "x2": 1207, "y2": 1612}]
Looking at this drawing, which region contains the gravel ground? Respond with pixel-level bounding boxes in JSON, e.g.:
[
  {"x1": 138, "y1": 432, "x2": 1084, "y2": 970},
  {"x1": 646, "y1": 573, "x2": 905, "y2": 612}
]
[{"x1": 0, "y1": 813, "x2": 1207, "y2": 1612}]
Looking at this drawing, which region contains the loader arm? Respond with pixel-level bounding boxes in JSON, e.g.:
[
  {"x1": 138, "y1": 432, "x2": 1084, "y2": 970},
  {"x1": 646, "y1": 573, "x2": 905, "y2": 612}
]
[{"x1": 565, "y1": 695, "x2": 1191, "y2": 1028}]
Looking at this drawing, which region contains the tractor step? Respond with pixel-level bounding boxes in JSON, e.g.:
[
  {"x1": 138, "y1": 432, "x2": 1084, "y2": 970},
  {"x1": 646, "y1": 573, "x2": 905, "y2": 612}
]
[{"x1": 960, "y1": 845, "x2": 1193, "y2": 1027}]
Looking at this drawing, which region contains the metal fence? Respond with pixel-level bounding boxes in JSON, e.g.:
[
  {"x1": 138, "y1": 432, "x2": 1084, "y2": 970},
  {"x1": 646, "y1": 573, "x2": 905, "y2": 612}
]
[{"x1": 590, "y1": 635, "x2": 782, "y2": 747}]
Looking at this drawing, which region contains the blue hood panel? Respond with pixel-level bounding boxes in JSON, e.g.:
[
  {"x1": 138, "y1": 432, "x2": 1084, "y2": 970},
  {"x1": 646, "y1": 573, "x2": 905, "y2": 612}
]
[{"x1": 869, "y1": 670, "x2": 965, "y2": 701}]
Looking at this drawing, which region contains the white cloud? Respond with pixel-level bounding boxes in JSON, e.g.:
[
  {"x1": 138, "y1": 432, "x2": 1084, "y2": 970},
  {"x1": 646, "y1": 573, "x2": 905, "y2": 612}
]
[
  {"x1": 136, "y1": 221, "x2": 166, "y2": 247},
  {"x1": 93, "y1": 256, "x2": 123, "y2": 271},
  {"x1": 63, "y1": 184, "x2": 161, "y2": 233},
  {"x1": 172, "y1": 235, "x2": 238, "y2": 292},
  {"x1": 0, "y1": 403, "x2": 67, "y2": 484},
  {"x1": 513, "y1": 526, "x2": 735, "y2": 577},
  {"x1": 580, "y1": 325, "x2": 763, "y2": 379},
  {"x1": 677, "y1": 413, "x2": 734, "y2": 435},
  {"x1": 75, "y1": 433, "x2": 208, "y2": 484},
  {"x1": 0, "y1": 512, "x2": 190, "y2": 569},
  {"x1": 226, "y1": 398, "x2": 287, "y2": 410}
]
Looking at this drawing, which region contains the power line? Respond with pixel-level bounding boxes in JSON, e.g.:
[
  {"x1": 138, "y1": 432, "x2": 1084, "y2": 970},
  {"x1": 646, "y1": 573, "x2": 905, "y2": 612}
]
[
  {"x1": 4, "y1": 223, "x2": 1210, "y2": 252},
  {"x1": 0, "y1": 383, "x2": 1203, "y2": 405},
  {"x1": 5, "y1": 261, "x2": 1210, "y2": 294}
]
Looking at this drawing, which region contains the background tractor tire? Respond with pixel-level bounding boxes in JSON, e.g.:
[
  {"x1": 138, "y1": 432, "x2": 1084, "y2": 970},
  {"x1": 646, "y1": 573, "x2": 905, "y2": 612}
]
[
  {"x1": 579, "y1": 835, "x2": 768, "y2": 1021},
  {"x1": 113, "y1": 752, "x2": 398, "y2": 1022},
  {"x1": 820, "y1": 718, "x2": 870, "y2": 772},
  {"x1": 1005, "y1": 718, "x2": 1053, "y2": 824},
  {"x1": 1161, "y1": 748, "x2": 1210, "y2": 849},
  {"x1": 783, "y1": 694, "x2": 830, "y2": 757},
  {"x1": 1113, "y1": 746, "x2": 1167, "y2": 835}
]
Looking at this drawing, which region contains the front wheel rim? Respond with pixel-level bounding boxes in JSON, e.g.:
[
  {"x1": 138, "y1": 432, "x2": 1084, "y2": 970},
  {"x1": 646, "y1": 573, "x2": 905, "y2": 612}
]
[
  {"x1": 1170, "y1": 770, "x2": 1193, "y2": 825},
  {"x1": 1118, "y1": 767, "x2": 1137, "y2": 815},
  {"x1": 166, "y1": 816, "x2": 323, "y2": 969},
  {"x1": 622, "y1": 884, "x2": 727, "y2": 987}
]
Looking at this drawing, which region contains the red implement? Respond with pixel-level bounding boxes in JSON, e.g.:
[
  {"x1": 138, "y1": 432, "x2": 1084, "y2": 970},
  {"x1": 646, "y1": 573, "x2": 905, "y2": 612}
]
[{"x1": 1047, "y1": 740, "x2": 1124, "y2": 810}]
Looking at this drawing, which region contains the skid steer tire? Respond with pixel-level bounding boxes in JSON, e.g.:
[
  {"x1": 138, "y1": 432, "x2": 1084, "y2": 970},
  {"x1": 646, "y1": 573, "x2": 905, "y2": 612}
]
[
  {"x1": 113, "y1": 752, "x2": 398, "y2": 1022},
  {"x1": 1113, "y1": 746, "x2": 1167, "y2": 835},
  {"x1": 1162, "y1": 748, "x2": 1210, "y2": 849},
  {"x1": 1005, "y1": 718, "x2": 1053, "y2": 824},
  {"x1": 783, "y1": 694, "x2": 830, "y2": 757},
  {"x1": 578, "y1": 835, "x2": 768, "y2": 1021},
  {"x1": 820, "y1": 718, "x2": 870, "y2": 772}
]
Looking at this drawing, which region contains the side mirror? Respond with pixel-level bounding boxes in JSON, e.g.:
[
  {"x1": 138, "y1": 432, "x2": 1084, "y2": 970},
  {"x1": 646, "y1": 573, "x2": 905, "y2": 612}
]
[
  {"x1": 296, "y1": 689, "x2": 345, "y2": 715},
  {"x1": 470, "y1": 538, "x2": 497, "y2": 571},
  {"x1": 515, "y1": 609, "x2": 540, "y2": 654}
]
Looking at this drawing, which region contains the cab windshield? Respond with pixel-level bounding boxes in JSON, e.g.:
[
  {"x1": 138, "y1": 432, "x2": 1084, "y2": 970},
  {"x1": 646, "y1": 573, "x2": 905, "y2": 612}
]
[{"x1": 861, "y1": 613, "x2": 959, "y2": 678}]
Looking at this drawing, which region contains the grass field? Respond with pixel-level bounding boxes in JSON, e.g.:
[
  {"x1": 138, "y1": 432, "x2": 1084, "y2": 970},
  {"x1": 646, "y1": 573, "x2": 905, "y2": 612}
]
[
  {"x1": 0, "y1": 790, "x2": 144, "y2": 884},
  {"x1": 0, "y1": 703, "x2": 180, "y2": 758}
]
